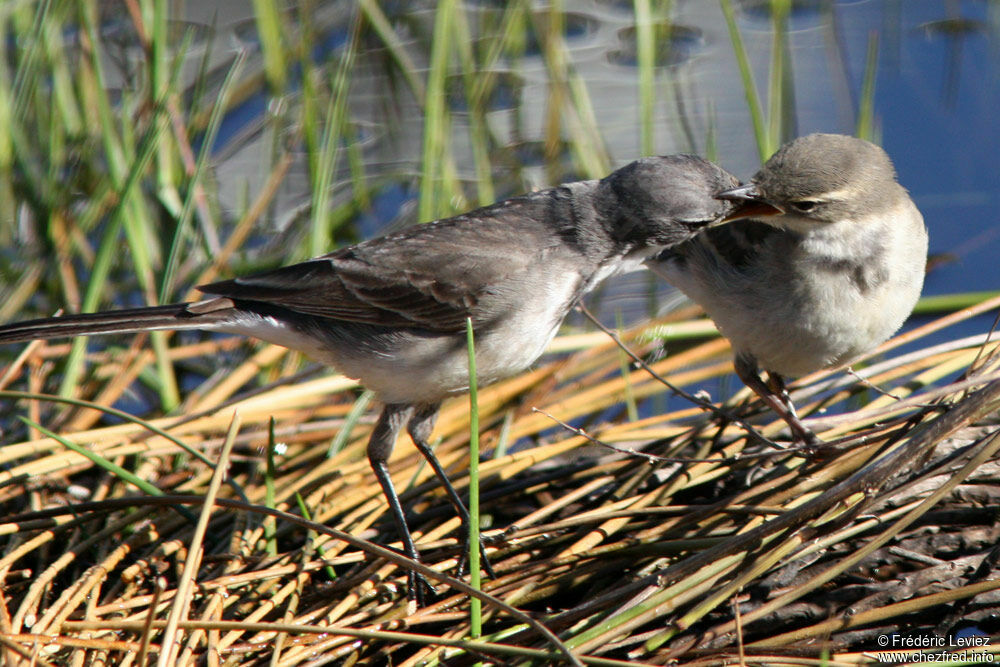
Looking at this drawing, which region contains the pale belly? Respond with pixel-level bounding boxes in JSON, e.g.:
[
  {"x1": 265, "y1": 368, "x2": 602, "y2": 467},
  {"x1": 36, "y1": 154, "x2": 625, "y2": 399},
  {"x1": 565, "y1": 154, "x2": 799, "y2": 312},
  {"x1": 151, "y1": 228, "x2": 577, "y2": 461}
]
[{"x1": 212, "y1": 271, "x2": 583, "y2": 405}]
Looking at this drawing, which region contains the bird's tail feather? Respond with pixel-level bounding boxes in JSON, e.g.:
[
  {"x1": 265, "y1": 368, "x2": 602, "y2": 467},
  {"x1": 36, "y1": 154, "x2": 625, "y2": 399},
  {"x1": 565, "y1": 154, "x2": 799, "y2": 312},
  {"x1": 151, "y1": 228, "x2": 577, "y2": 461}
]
[{"x1": 0, "y1": 304, "x2": 222, "y2": 344}]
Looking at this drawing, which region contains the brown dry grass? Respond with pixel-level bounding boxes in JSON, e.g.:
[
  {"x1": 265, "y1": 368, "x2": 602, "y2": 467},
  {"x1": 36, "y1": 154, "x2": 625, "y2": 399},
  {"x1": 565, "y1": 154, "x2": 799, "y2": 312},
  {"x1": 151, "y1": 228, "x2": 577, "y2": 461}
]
[{"x1": 1, "y1": 296, "x2": 1000, "y2": 665}]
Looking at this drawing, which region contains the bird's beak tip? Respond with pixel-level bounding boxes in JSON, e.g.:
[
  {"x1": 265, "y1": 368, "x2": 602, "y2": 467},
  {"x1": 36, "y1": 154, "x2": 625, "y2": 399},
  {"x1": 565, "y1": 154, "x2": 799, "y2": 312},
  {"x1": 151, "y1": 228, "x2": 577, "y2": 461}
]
[
  {"x1": 715, "y1": 183, "x2": 760, "y2": 202},
  {"x1": 715, "y1": 184, "x2": 784, "y2": 223}
]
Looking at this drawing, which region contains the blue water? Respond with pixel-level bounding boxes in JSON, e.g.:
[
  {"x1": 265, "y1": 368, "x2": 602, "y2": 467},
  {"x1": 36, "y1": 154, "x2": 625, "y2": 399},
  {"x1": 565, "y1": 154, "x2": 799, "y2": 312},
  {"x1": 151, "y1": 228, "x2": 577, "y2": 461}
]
[
  {"x1": 861, "y1": 2, "x2": 1000, "y2": 300},
  {"x1": 208, "y1": 1, "x2": 1000, "y2": 302}
]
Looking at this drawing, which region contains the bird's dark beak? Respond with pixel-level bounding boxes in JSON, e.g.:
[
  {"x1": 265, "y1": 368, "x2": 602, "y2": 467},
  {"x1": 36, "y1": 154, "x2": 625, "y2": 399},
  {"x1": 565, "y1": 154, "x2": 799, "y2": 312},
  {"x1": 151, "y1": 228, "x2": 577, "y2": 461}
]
[{"x1": 715, "y1": 183, "x2": 784, "y2": 223}]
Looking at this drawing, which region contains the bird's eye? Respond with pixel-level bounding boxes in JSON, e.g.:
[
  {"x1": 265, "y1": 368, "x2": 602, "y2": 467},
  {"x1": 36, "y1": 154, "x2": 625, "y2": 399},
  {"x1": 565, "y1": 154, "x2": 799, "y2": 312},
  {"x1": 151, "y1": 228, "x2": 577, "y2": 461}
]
[{"x1": 791, "y1": 200, "x2": 817, "y2": 212}]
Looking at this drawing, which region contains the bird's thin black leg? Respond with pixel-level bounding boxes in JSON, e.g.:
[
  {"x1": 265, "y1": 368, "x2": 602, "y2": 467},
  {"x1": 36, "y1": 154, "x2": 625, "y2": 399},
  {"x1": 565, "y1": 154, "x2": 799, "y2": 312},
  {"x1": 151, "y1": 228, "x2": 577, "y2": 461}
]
[
  {"x1": 407, "y1": 403, "x2": 497, "y2": 579},
  {"x1": 367, "y1": 403, "x2": 434, "y2": 605},
  {"x1": 734, "y1": 355, "x2": 818, "y2": 446}
]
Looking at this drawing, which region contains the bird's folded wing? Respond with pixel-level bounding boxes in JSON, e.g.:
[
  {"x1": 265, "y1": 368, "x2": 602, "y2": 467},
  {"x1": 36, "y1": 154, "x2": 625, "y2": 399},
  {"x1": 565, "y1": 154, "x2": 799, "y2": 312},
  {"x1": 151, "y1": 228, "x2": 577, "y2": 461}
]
[{"x1": 199, "y1": 218, "x2": 551, "y2": 333}]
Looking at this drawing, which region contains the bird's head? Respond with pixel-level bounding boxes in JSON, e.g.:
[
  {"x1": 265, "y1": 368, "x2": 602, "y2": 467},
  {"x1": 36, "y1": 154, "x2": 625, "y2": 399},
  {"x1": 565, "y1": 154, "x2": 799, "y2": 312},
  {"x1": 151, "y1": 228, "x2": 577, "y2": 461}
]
[
  {"x1": 599, "y1": 154, "x2": 742, "y2": 246},
  {"x1": 717, "y1": 133, "x2": 901, "y2": 233}
]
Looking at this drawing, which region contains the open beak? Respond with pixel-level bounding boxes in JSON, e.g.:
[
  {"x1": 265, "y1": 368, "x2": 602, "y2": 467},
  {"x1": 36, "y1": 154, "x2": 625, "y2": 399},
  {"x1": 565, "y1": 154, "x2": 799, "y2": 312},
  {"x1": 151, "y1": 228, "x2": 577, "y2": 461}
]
[{"x1": 715, "y1": 183, "x2": 784, "y2": 223}]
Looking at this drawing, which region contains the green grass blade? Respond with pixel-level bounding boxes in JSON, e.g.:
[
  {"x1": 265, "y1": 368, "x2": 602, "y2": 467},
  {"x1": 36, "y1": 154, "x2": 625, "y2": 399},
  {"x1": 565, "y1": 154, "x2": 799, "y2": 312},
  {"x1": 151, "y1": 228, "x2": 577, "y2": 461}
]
[
  {"x1": 357, "y1": 0, "x2": 426, "y2": 104},
  {"x1": 264, "y1": 417, "x2": 278, "y2": 556},
  {"x1": 147, "y1": 0, "x2": 180, "y2": 219},
  {"x1": 0, "y1": 11, "x2": 15, "y2": 227},
  {"x1": 252, "y1": 0, "x2": 287, "y2": 92},
  {"x1": 10, "y1": 0, "x2": 49, "y2": 125},
  {"x1": 634, "y1": 0, "x2": 655, "y2": 156},
  {"x1": 21, "y1": 416, "x2": 159, "y2": 497},
  {"x1": 58, "y1": 5, "x2": 171, "y2": 400},
  {"x1": 418, "y1": 0, "x2": 456, "y2": 223},
  {"x1": 720, "y1": 0, "x2": 768, "y2": 161},
  {"x1": 144, "y1": 24, "x2": 208, "y2": 412},
  {"x1": 537, "y1": 2, "x2": 609, "y2": 178},
  {"x1": 295, "y1": 492, "x2": 337, "y2": 580},
  {"x1": 159, "y1": 49, "x2": 248, "y2": 302},
  {"x1": 856, "y1": 31, "x2": 879, "y2": 141},
  {"x1": 327, "y1": 389, "x2": 375, "y2": 457},
  {"x1": 19, "y1": 416, "x2": 196, "y2": 524},
  {"x1": 912, "y1": 291, "x2": 1000, "y2": 315},
  {"x1": 466, "y1": 317, "x2": 482, "y2": 638},
  {"x1": 453, "y1": 1, "x2": 495, "y2": 206},
  {"x1": 767, "y1": 0, "x2": 793, "y2": 150},
  {"x1": 0, "y1": 390, "x2": 249, "y2": 501},
  {"x1": 41, "y1": 3, "x2": 81, "y2": 137},
  {"x1": 309, "y1": 15, "x2": 359, "y2": 257}
]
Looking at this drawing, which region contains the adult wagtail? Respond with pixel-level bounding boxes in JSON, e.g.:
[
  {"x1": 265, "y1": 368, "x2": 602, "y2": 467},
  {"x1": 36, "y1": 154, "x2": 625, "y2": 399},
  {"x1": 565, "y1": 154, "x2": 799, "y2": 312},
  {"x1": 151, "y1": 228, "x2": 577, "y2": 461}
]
[
  {"x1": 650, "y1": 134, "x2": 928, "y2": 443},
  {"x1": 0, "y1": 154, "x2": 740, "y2": 601}
]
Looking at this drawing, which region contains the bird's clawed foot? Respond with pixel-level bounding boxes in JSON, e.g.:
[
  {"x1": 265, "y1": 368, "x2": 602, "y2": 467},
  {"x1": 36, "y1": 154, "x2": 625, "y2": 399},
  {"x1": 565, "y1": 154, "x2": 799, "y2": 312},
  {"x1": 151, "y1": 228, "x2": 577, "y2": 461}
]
[
  {"x1": 455, "y1": 529, "x2": 498, "y2": 581},
  {"x1": 400, "y1": 533, "x2": 496, "y2": 606},
  {"x1": 762, "y1": 371, "x2": 819, "y2": 449},
  {"x1": 734, "y1": 356, "x2": 822, "y2": 453}
]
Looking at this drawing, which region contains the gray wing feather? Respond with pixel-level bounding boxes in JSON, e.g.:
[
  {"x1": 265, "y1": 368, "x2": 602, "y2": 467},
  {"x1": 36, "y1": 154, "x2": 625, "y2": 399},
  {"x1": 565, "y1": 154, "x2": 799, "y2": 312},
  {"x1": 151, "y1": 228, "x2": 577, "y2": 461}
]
[{"x1": 199, "y1": 196, "x2": 563, "y2": 332}]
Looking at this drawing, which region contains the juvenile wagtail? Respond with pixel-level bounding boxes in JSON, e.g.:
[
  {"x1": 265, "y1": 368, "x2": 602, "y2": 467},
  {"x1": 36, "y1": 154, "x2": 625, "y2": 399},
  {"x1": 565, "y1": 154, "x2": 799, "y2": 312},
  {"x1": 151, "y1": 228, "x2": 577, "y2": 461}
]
[{"x1": 650, "y1": 134, "x2": 928, "y2": 443}]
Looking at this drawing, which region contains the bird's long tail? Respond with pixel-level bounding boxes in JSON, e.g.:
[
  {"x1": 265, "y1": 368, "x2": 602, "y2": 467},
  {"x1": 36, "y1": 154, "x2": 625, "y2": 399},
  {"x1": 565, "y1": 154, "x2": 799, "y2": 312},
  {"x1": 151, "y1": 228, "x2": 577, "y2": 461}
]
[{"x1": 0, "y1": 303, "x2": 225, "y2": 344}]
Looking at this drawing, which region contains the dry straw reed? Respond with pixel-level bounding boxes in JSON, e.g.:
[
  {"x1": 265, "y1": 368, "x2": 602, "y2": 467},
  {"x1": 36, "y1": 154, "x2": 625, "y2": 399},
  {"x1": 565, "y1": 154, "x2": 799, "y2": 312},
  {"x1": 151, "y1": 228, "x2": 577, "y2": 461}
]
[{"x1": 1, "y1": 293, "x2": 999, "y2": 665}]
